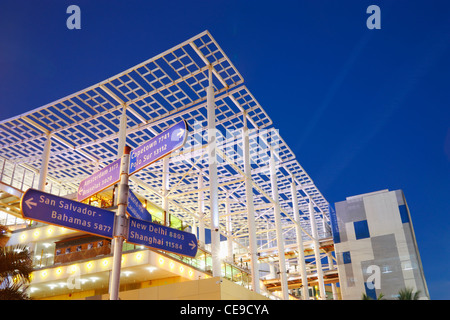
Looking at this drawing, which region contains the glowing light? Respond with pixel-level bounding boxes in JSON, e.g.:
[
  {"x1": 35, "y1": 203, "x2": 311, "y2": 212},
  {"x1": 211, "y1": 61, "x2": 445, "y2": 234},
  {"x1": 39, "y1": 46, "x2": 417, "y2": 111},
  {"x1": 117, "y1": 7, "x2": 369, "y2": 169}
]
[
  {"x1": 33, "y1": 231, "x2": 39, "y2": 237},
  {"x1": 136, "y1": 253, "x2": 143, "y2": 260},
  {"x1": 56, "y1": 268, "x2": 63, "y2": 275},
  {"x1": 102, "y1": 259, "x2": 109, "y2": 267},
  {"x1": 188, "y1": 270, "x2": 194, "y2": 277},
  {"x1": 159, "y1": 257, "x2": 164, "y2": 265},
  {"x1": 219, "y1": 247, "x2": 228, "y2": 260},
  {"x1": 20, "y1": 234, "x2": 26, "y2": 241},
  {"x1": 47, "y1": 228, "x2": 53, "y2": 235},
  {"x1": 179, "y1": 266, "x2": 184, "y2": 273},
  {"x1": 86, "y1": 262, "x2": 93, "y2": 269},
  {"x1": 41, "y1": 270, "x2": 48, "y2": 278},
  {"x1": 169, "y1": 262, "x2": 175, "y2": 269}
]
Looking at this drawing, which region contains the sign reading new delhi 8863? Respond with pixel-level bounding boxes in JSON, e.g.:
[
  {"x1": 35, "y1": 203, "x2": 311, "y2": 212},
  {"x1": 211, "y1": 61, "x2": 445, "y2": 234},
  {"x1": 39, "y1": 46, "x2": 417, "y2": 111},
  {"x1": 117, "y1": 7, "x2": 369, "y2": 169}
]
[{"x1": 127, "y1": 217, "x2": 198, "y2": 258}]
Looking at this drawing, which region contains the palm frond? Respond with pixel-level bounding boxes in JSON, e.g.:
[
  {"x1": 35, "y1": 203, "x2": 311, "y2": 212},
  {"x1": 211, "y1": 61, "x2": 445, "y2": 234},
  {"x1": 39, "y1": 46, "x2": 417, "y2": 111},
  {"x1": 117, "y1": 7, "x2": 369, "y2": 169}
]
[{"x1": 0, "y1": 245, "x2": 33, "y2": 283}]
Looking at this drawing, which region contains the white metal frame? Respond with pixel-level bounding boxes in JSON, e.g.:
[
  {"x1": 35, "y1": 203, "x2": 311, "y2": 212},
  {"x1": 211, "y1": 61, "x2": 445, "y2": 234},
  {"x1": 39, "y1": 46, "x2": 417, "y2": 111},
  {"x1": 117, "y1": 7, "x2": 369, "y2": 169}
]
[{"x1": 0, "y1": 31, "x2": 332, "y2": 299}]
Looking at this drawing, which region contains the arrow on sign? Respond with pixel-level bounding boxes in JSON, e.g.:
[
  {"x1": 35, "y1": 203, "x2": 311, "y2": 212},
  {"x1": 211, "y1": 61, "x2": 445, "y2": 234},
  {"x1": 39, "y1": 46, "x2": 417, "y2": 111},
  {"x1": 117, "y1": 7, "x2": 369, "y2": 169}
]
[
  {"x1": 25, "y1": 197, "x2": 37, "y2": 210},
  {"x1": 189, "y1": 240, "x2": 196, "y2": 250},
  {"x1": 173, "y1": 128, "x2": 185, "y2": 140}
]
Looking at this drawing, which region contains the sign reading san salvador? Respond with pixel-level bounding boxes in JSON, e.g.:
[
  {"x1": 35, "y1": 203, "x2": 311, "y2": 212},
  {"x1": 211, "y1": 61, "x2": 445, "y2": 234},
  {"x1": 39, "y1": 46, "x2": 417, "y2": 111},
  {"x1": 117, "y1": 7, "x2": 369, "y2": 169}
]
[
  {"x1": 21, "y1": 188, "x2": 115, "y2": 238},
  {"x1": 127, "y1": 217, "x2": 198, "y2": 258},
  {"x1": 129, "y1": 120, "x2": 188, "y2": 175}
]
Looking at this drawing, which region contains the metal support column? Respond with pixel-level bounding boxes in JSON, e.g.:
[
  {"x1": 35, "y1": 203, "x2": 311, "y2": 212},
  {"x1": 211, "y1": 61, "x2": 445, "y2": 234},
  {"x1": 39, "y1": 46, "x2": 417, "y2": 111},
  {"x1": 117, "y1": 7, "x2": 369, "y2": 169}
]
[
  {"x1": 198, "y1": 172, "x2": 205, "y2": 248},
  {"x1": 291, "y1": 179, "x2": 310, "y2": 300},
  {"x1": 109, "y1": 146, "x2": 131, "y2": 300},
  {"x1": 207, "y1": 65, "x2": 221, "y2": 277},
  {"x1": 162, "y1": 157, "x2": 170, "y2": 226},
  {"x1": 225, "y1": 196, "x2": 233, "y2": 263},
  {"x1": 309, "y1": 197, "x2": 326, "y2": 300},
  {"x1": 270, "y1": 154, "x2": 289, "y2": 300},
  {"x1": 327, "y1": 251, "x2": 338, "y2": 300},
  {"x1": 117, "y1": 104, "x2": 127, "y2": 158},
  {"x1": 38, "y1": 134, "x2": 52, "y2": 191},
  {"x1": 243, "y1": 113, "x2": 260, "y2": 294}
]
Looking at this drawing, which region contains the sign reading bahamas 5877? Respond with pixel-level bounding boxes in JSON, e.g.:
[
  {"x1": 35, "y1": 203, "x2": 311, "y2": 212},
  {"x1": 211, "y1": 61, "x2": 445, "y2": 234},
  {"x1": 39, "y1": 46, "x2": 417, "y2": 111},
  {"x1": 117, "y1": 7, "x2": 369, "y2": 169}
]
[{"x1": 21, "y1": 188, "x2": 116, "y2": 238}]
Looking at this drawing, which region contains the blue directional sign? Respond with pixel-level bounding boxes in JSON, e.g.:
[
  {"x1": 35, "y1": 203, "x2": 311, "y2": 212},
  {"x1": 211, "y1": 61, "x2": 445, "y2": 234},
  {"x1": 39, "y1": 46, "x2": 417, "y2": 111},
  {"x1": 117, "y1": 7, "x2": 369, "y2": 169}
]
[
  {"x1": 21, "y1": 188, "x2": 115, "y2": 238},
  {"x1": 126, "y1": 189, "x2": 152, "y2": 222},
  {"x1": 129, "y1": 120, "x2": 188, "y2": 175},
  {"x1": 77, "y1": 158, "x2": 121, "y2": 202},
  {"x1": 127, "y1": 217, "x2": 198, "y2": 258}
]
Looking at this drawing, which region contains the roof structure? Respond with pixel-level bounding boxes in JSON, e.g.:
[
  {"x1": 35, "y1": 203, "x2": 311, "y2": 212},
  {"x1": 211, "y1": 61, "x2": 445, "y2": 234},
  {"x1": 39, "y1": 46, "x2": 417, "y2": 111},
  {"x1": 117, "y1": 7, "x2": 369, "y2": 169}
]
[{"x1": 0, "y1": 31, "x2": 330, "y2": 251}]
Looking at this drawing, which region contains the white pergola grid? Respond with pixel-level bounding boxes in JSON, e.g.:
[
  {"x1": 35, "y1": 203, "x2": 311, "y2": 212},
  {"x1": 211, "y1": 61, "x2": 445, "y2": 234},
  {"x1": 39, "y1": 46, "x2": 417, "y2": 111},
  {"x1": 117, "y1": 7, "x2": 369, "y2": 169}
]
[{"x1": 0, "y1": 31, "x2": 330, "y2": 250}]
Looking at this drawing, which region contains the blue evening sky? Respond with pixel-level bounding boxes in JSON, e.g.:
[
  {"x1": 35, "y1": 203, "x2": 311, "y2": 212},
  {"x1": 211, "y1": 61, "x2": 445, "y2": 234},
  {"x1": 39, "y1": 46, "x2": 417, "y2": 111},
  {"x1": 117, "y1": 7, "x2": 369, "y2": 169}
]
[{"x1": 0, "y1": 0, "x2": 449, "y2": 299}]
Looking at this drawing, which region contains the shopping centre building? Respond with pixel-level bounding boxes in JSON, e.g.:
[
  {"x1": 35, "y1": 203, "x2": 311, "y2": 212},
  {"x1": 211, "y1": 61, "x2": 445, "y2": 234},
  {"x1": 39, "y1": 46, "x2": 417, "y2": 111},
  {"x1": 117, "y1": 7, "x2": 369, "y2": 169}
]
[{"x1": 0, "y1": 31, "x2": 428, "y2": 300}]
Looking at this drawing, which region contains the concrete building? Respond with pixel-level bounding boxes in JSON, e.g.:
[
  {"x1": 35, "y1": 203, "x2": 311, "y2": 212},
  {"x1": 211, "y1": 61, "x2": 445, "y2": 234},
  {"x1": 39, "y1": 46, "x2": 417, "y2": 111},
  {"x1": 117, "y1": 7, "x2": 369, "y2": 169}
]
[{"x1": 331, "y1": 189, "x2": 429, "y2": 299}]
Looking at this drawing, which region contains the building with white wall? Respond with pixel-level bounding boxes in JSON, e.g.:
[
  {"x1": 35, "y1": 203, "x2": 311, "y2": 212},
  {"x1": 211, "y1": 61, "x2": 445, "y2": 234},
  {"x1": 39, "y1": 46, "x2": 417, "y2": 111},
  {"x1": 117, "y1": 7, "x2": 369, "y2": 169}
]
[{"x1": 331, "y1": 189, "x2": 429, "y2": 299}]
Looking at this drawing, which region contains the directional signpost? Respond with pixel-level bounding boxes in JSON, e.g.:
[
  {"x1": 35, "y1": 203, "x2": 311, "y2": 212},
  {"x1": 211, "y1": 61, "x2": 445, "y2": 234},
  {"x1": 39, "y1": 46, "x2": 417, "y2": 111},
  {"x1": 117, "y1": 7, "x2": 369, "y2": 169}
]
[
  {"x1": 77, "y1": 158, "x2": 121, "y2": 202},
  {"x1": 127, "y1": 217, "x2": 197, "y2": 258},
  {"x1": 126, "y1": 189, "x2": 152, "y2": 222},
  {"x1": 129, "y1": 120, "x2": 188, "y2": 175},
  {"x1": 21, "y1": 120, "x2": 194, "y2": 300},
  {"x1": 76, "y1": 120, "x2": 188, "y2": 202},
  {"x1": 21, "y1": 188, "x2": 116, "y2": 238}
]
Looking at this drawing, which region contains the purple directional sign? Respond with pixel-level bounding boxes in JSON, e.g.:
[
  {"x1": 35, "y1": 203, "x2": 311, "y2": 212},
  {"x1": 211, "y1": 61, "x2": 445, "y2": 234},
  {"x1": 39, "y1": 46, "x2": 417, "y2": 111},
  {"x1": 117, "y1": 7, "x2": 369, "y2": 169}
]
[
  {"x1": 127, "y1": 217, "x2": 198, "y2": 258},
  {"x1": 77, "y1": 158, "x2": 121, "y2": 202},
  {"x1": 129, "y1": 120, "x2": 188, "y2": 175},
  {"x1": 126, "y1": 189, "x2": 152, "y2": 222},
  {"x1": 21, "y1": 188, "x2": 115, "y2": 238}
]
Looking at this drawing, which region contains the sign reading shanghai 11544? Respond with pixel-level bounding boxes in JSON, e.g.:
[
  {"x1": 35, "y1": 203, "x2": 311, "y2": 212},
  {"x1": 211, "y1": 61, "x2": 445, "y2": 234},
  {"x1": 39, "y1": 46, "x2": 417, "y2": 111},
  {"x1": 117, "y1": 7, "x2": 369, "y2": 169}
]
[
  {"x1": 129, "y1": 120, "x2": 188, "y2": 175},
  {"x1": 127, "y1": 217, "x2": 198, "y2": 258},
  {"x1": 21, "y1": 188, "x2": 115, "y2": 239}
]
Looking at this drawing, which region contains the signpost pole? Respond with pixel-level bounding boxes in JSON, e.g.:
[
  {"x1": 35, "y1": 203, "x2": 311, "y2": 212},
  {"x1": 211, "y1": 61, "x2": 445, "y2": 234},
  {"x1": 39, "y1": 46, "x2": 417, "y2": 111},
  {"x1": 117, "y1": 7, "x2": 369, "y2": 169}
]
[
  {"x1": 109, "y1": 145, "x2": 131, "y2": 300},
  {"x1": 207, "y1": 66, "x2": 221, "y2": 277}
]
